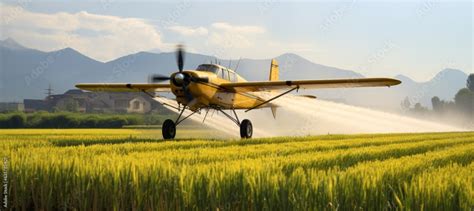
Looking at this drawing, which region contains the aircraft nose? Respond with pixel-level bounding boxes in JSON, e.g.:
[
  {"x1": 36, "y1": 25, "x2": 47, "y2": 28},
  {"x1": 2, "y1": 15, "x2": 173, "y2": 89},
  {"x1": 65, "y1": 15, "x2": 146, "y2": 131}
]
[{"x1": 173, "y1": 73, "x2": 185, "y2": 86}]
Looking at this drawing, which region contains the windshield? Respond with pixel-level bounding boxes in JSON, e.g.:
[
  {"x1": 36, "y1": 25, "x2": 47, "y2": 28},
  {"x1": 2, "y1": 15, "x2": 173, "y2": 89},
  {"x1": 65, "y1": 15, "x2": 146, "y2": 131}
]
[{"x1": 196, "y1": 64, "x2": 219, "y2": 74}]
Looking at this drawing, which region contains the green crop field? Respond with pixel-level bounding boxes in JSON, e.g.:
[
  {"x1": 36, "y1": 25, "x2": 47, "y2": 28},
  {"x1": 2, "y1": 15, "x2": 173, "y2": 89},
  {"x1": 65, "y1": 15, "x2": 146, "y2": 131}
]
[{"x1": 1, "y1": 129, "x2": 473, "y2": 210}]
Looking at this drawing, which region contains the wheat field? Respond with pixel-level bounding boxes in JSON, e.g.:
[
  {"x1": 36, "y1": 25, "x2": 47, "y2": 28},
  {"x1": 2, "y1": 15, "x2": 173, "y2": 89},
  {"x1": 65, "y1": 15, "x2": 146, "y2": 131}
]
[{"x1": 1, "y1": 129, "x2": 473, "y2": 210}]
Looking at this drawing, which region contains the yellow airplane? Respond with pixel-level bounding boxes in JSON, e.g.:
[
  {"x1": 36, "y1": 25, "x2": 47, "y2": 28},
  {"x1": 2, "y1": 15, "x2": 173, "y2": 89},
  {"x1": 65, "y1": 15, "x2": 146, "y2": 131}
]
[{"x1": 76, "y1": 46, "x2": 401, "y2": 139}]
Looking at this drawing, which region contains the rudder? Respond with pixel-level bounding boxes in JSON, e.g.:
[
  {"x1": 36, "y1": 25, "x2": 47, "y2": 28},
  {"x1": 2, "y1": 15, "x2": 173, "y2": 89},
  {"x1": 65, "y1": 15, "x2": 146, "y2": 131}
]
[
  {"x1": 269, "y1": 59, "x2": 279, "y2": 81},
  {"x1": 269, "y1": 59, "x2": 279, "y2": 118}
]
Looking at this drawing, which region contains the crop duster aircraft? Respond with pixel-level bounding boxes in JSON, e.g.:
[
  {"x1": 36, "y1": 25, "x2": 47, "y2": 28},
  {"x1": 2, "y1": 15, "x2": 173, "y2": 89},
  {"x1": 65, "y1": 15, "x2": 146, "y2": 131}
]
[{"x1": 76, "y1": 46, "x2": 401, "y2": 139}]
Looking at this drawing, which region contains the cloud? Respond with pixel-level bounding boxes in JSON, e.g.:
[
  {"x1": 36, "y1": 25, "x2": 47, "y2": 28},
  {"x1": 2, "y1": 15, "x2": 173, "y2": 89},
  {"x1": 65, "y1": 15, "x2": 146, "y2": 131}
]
[
  {"x1": 0, "y1": 5, "x2": 166, "y2": 61},
  {"x1": 0, "y1": 5, "x2": 276, "y2": 62},
  {"x1": 158, "y1": 22, "x2": 267, "y2": 59},
  {"x1": 205, "y1": 22, "x2": 266, "y2": 53},
  {"x1": 211, "y1": 22, "x2": 265, "y2": 34},
  {"x1": 167, "y1": 25, "x2": 208, "y2": 36}
]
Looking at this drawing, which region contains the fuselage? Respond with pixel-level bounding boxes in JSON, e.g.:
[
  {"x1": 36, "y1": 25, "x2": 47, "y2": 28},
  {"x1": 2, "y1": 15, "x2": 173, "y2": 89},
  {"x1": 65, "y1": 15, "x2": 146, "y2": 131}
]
[{"x1": 170, "y1": 64, "x2": 267, "y2": 111}]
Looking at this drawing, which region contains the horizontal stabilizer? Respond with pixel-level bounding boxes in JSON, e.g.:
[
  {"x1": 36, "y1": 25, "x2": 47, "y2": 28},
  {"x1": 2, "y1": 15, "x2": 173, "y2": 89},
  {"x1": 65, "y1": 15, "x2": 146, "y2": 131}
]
[{"x1": 270, "y1": 106, "x2": 278, "y2": 119}]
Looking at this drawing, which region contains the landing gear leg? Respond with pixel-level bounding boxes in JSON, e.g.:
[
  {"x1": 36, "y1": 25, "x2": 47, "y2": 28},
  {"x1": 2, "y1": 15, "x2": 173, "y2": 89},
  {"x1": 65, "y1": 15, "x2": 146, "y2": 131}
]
[
  {"x1": 216, "y1": 108, "x2": 253, "y2": 139},
  {"x1": 162, "y1": 107, "x2": 199, "y2": 140}
]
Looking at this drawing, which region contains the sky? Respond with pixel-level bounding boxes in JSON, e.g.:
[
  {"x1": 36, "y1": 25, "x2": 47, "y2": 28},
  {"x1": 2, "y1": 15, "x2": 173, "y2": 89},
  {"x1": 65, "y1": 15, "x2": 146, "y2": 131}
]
[{"x1": 0, "y1": 0, "x2": 472, "y2": 81}]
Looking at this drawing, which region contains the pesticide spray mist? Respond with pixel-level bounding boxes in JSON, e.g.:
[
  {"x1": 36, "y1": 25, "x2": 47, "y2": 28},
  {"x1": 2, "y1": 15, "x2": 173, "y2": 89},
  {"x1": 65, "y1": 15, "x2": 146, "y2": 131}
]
[{"x1": 155, "y1": 95, "x2": 462, "y2": 138}]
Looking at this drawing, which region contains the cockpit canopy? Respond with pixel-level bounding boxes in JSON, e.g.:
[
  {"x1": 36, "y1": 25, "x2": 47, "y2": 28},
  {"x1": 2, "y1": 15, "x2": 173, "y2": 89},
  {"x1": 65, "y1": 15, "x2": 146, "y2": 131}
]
[
  {"x1": 196, "y1": 64, "x2": 219, "y2": 73},
  {"x1": 196, "y1": 64, "x2": 238, "y2": 82}
]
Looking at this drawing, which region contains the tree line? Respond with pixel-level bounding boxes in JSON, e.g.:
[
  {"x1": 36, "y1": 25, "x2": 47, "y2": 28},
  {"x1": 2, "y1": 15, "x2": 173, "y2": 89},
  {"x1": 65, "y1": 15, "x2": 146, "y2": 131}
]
[
  {"x1": 0, "y1": 112, "x2": 173, "y2": 128},
  {"x1": 402, "y1": 74, "x2": 474, "y2": 128}
]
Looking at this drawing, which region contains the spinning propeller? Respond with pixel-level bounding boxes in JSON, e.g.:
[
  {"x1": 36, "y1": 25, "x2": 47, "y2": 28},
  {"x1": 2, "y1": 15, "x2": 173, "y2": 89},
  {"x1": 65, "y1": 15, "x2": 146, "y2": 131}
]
[
  {"x1": 149, "y1": 44, "x2": 185, "y2": 84},
  {"x1": 149, "y1": 45, "x2": 202, "y2": 102},
  {"x1": 176, "y1": 44, "x2": 184, "y2": 72},
  {"x1": 149, "y1": 44, "x2": 207, "y2": 86}
]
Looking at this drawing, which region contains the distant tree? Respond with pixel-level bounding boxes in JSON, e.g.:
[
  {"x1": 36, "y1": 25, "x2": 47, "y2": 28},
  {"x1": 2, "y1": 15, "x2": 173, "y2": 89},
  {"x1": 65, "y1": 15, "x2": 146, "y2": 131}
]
[
  {"x1": 431, "y1": 96, "x2": 442, "y2": 113},
  {"x1": 7, "y1": 113, "x2": 26, "y2": 128},
  {"x1": 445, "y1": 101, "x2": 457, "y2": 111},
  {"x1": 401, "y1": 96, "x2": 411, "y2": 111},
  {"x1": 454, "y1": 88, "x2": 473, "y2": 116},
  {"x1": 467, "y1": 74, "x2": 474, "y2": 92},
  {"x1": 413, "y1": 103, "x2": 428, "y2": 114}
]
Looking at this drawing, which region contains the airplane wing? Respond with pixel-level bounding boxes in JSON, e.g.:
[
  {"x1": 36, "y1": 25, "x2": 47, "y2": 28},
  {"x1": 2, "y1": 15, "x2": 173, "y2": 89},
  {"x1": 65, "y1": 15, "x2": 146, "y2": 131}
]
[
  {"x1": 220, "y1": 78, "x2": 401, "y2": 92},
  {"x1": 75, "y1": 83, "x2": 171, "y2": 92}
]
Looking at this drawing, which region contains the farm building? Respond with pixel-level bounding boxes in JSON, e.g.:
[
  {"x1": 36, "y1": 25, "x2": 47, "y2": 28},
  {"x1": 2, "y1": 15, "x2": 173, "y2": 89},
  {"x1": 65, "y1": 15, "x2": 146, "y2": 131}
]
[
  {"x1": 23, "y1": 89, "x2": 163, "y2": 113},
  {"x1": 0, "y1": 102, "x2": 24, "y2": 112}
]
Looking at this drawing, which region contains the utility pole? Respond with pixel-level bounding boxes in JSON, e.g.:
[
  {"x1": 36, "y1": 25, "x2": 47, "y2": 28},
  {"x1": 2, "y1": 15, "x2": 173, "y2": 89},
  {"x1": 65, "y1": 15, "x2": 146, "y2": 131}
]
[{"x1": 45, "y1": 84, "x2": 54, "y2": 97}]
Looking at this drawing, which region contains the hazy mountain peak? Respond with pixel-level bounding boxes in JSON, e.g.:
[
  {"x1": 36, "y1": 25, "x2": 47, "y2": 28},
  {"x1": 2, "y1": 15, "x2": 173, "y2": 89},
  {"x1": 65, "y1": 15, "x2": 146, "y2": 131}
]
[
  {"x1": 431, "y1": 68, "x2": 467, "y2": 81},
  {"x1": 0, "y1": 38, "x2": 27, "y2": 50},
  {"x1": 276, "y1": 53, "x2": 309, "y2": 62},
  {"x1": 0, "y1": 39, "x2": 468, "y2": 109},
  {"x1": 135, "y1": 51, "x2": 158, "y2": 56},
  {"x1": 50, "y1": 47, "x2": 100, "y2": 62},
  {"x1": 61, "y1": 47, "x2": 77, "y2": 52},
  {"x1": 437, "y1": 68, "x2": 466, "y2": 76},
  {"x1": 53, "y1": 47, "x2": 82, "y2": 56},
  {"x1": 146, "y1": 48, "x2": 162, "y2": 54}
]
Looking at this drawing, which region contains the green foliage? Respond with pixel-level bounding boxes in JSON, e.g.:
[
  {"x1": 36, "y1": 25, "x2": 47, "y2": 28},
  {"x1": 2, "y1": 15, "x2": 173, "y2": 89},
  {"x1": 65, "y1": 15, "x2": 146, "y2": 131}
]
[
  {"x1": 1, "y1": 130, "x2": 473, "y2": 210},
  {"x1": 454, "y1": 88, "x2": 474, "y2": 115},
  {"x1": 411, "y1": 78, "x2": 473, "y2": 126},
  {"x1": 467, "y1": 73, "x2": 474, "y2": 92},
  {"x1": 0, "y1": 112, "x2": 169, "y2": 128},
  {"x1": 401, "y1": 96, "x2": 411, "y2": 111},
  {"x1": 413, "y1": 103, "x2": 428, "y2": 114},
  {"x1": 431, "y1": 96, "x2": 441, "y2": 112},
  {"x1": 0, "y1": 112, "x2": 26, "y2": 128}
]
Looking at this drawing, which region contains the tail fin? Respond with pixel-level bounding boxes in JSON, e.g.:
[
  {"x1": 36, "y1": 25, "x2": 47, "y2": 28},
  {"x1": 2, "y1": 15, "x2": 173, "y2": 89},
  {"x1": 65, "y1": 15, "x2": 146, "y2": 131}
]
[
  {"x1": 269, "y1": 59, "x2": 279, "y2": 119},
  {"x1": 269, "y1": 59, "x2": 279, "y2": 81}
]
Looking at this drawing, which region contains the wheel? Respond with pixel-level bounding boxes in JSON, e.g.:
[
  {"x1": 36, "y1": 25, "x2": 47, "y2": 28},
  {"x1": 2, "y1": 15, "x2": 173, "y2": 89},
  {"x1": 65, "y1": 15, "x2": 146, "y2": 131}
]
[
  {"x1": 240, "y1": 119, "x2": 253, "y2": 138},
  {"x1": 162, "y1": 119, "x2": 176, "y2": 139}
]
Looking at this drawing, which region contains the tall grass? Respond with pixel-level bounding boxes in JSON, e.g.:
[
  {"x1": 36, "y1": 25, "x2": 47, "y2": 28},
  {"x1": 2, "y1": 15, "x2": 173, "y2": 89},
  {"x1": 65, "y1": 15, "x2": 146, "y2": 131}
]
[{"x1": 1, "y1": 130, "x2": 473, "y2": 210}]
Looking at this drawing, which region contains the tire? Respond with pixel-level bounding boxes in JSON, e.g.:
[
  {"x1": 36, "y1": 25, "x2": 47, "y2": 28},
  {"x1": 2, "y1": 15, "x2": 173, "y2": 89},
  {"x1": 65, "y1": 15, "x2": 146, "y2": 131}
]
[
  {"x1": 162, "y1": 119, "x2": 176, "y2": 139},
  {"x1": 240, "y1": 119, "x2": 253, "y2": 138}
]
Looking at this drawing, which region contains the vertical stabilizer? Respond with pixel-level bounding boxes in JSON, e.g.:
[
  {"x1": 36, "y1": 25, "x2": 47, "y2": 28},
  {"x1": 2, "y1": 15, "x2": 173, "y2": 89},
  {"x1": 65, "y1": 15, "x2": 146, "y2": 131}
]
[
  {"x1": 269, "y1": 59, "x2": 279, "y2": 81},
  {"x1": 269, "y1": 59, "x2": 279, "y2": 118}
]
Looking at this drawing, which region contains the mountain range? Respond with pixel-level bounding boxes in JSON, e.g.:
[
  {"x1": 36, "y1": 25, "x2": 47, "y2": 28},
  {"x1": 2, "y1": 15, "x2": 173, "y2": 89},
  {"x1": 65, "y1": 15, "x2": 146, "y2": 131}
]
[{"x1": 0, "y1": 38, "x2": 469, "y2": 110}]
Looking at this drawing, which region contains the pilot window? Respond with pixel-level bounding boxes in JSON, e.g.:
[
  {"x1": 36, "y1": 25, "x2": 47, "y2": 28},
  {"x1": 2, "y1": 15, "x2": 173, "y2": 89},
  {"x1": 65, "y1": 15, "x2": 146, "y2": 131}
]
[
  {"x1": 196, "y1": 64, "x2": 219, "y2": 74},
  {"x1": 229, "y1": 72, "x2": 236, "y2": 82},
  {"x1": 222, "y1": 69, "x2": 229, "y2": 81}
]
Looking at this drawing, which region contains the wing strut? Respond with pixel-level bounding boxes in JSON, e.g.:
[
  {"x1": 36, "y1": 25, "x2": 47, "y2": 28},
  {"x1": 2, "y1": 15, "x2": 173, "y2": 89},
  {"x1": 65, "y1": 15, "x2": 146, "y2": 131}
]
[
  {"x1": 140, "y1": 89, "x2": 155, "y2": 98},
  {"x1": 245, "y1": 86, "x2": 299, "y2": 113},
  {"x1": 141, "y1": 89, "x2": 181, "y2": 110}
]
